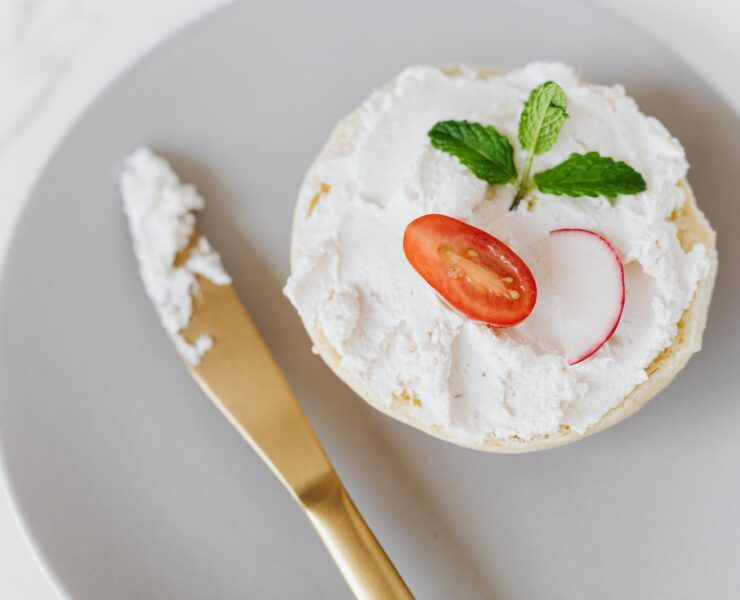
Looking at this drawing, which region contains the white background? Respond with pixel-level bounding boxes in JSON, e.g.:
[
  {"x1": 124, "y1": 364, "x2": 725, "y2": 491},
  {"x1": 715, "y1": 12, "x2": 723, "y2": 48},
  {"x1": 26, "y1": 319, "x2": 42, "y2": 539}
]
[{"x1": 0, "y1": 0, "x2": 737, "y2": 597}]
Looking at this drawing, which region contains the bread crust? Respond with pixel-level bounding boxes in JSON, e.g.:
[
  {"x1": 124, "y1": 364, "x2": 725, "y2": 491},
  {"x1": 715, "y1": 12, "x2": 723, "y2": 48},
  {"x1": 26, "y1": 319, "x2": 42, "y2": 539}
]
[{"x1": 289, "y1": 67, "x2": 718, "y2": 453}]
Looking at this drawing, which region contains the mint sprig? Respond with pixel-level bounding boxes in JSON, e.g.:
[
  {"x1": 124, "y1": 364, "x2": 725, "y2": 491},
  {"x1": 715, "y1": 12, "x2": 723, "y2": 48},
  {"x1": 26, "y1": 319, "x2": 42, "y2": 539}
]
[
  {"x1": 428, "y1": 120, "x2": 516, "y2": 185},
  {"x1": 534, "y1": 152, "x2": 646, "y2": 198},
  {"x1": 427, "y1": 80, "x2": 646, "y2": 210},
  {"x1": 512, "y1": 81, "x2": 569, "y2": 209}
]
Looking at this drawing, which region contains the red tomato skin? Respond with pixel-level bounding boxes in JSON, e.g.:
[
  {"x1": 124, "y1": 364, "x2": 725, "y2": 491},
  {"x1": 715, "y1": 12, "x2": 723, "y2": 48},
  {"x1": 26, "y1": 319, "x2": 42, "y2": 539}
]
[{"x1": 403, "y1": 214, "x2": 537, "y2": 327}]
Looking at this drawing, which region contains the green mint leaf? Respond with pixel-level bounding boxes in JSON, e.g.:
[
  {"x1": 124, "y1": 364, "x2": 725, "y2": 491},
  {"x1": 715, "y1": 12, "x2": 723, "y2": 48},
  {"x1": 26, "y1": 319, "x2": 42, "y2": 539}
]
[
  {"x1": 428, "y1": 120, "x2": 517, "y2": 185},
  {"x1": 533, "y1": 152, "x2": 647, "y2": 198},
  {"x1": 518, "y1": 81, "x2": 568, "y2": 155}
]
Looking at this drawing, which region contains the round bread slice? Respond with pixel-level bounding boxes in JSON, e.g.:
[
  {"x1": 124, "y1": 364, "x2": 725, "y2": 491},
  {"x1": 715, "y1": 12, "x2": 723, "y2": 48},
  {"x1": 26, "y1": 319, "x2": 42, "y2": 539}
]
[{"x1": 289, "y1": 67, "x2": 718, "y2": 453}]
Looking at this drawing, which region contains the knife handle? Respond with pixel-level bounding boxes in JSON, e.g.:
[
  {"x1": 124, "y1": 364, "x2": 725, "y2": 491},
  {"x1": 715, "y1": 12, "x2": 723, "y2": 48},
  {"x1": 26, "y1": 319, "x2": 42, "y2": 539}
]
[{"x1": 300, "y1": 473, "x2": 414, "y2": 600}]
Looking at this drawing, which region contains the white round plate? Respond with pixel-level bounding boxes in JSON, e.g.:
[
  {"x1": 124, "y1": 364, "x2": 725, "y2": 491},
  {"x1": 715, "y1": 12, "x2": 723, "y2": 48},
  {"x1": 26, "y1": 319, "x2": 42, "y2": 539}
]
[{"x1": 1, "y1": 1, "x2": 738, "y2": 598}]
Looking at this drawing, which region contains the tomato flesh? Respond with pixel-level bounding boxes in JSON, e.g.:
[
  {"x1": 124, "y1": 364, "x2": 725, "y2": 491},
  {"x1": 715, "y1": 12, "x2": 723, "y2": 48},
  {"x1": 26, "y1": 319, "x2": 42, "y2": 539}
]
[{"x1": 403, "y1": 214, "x2": 537, "y2": 327}]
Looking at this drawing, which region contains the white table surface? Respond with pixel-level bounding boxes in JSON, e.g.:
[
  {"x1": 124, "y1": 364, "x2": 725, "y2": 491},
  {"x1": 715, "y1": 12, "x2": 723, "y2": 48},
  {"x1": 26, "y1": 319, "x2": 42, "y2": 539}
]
[{"x1": 0, "y1": 0, "x2": 737, "y2": 597}]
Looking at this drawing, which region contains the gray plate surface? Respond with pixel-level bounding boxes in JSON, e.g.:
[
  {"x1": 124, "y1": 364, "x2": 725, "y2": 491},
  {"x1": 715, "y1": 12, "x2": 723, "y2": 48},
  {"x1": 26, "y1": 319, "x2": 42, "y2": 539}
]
[{"x1": 0, "y1": 1, "x2": 738, "y2": 598}]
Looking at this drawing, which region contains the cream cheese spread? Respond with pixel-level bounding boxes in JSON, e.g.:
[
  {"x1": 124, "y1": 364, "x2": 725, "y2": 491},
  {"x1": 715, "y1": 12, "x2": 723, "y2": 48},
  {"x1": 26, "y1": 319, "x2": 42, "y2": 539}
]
[
  {"x1": 285, "y1": 63, "x2": 711, "y2": 442},
  {"x1": 120, "y1": 147, "x2": 231, "y2": 364}
]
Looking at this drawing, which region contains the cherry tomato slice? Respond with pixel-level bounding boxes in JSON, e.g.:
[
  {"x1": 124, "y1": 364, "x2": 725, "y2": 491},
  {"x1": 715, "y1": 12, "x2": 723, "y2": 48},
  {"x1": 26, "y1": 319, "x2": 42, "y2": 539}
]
[{"x1": 403, "y1": 214, "x2": 537, "y2": 327}]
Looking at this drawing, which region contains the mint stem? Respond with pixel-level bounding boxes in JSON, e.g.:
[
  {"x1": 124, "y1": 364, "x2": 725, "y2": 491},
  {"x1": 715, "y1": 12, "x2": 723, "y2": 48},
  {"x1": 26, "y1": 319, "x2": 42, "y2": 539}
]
[
  {"x1": 510, "y1": 187, "x2": 526, "y2": 211},
  {"x1": 510, "y1": 151, "x2": 535, "y2": 210}
]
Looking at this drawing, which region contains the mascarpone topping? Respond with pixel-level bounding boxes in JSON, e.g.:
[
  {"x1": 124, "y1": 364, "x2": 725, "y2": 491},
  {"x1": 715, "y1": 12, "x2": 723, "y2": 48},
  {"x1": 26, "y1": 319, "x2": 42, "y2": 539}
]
[
  {"x1": 120, "y1": 147, "x2": 231, "y2": 364},
  {"x1": 285, "y1": 63, "x2": 710, "y2": 441}
]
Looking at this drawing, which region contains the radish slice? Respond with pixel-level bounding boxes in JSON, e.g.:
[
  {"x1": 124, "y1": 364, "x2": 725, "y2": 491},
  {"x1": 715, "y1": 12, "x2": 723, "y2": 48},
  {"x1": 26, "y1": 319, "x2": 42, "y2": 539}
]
[{"x1": 549, "y1": 229, "x2": 625, "y2": 365}]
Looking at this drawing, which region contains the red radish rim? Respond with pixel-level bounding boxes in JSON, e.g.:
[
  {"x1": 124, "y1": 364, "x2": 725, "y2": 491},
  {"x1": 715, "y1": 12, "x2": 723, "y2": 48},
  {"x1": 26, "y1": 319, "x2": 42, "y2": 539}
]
[{"x1": 549, "y1": 228, "x2": 626, "y2": 366}]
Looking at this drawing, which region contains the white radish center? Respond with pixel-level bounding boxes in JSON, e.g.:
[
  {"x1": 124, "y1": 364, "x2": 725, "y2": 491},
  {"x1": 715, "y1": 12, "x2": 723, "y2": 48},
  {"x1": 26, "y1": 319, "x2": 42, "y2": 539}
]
[{"x1": 549, "y1": 229, "x2": 625, "y2": 365}]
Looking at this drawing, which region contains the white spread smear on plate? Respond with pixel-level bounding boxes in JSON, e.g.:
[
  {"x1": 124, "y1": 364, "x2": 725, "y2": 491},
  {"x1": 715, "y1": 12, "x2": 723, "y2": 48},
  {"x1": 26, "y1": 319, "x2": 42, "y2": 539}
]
[
  {"x1": 119, "y1": 147, "x2": 231, "y2": 364},
  {"x1": 285, "y1": 63, "x2": 711, "y2": 442}
]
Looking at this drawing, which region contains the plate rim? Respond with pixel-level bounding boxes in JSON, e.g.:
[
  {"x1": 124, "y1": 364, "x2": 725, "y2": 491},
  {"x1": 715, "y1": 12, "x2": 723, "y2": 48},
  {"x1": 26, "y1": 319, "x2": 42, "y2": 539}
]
[{"x1": 0, "y1": 3, "x2": 245, "y2": 598}]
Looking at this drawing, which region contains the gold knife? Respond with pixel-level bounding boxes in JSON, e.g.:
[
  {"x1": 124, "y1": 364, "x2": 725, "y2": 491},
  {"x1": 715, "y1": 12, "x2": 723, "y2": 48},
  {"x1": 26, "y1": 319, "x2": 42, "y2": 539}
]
[{"x1": 172, "y1": 235, "x2": 413, "y2": 599}]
